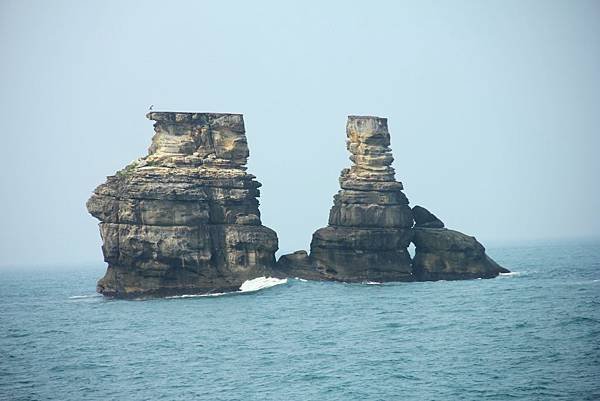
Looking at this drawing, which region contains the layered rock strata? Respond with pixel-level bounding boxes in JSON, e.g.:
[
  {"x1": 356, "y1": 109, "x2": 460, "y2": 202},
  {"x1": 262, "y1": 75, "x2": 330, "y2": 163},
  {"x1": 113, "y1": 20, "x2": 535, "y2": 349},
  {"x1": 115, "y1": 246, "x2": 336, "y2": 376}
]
[
  {"x1": 87, "y1": 112, "x2": 278, "y2": 297},
  {"x1": 278, "y1": 116, "x2": 414, "y2": 282}
]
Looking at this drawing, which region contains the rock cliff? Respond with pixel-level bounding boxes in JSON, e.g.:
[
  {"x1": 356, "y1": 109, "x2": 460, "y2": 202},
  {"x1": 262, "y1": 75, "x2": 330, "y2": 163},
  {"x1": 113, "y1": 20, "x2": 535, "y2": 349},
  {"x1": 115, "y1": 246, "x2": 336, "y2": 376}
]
[
  {"x1": 276, "y1": 116, "x2": 508, "y2": 282},
  {"x1": 87, "y1": 112, "x2": 278, "y2": 297}
]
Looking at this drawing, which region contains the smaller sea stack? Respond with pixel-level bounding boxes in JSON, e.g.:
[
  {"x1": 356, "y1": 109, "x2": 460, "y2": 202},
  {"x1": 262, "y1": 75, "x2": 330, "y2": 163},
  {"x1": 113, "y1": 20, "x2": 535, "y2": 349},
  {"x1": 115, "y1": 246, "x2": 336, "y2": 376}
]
[{"x1": 277, "y1": 116, "x2": 414, "y2": 282}]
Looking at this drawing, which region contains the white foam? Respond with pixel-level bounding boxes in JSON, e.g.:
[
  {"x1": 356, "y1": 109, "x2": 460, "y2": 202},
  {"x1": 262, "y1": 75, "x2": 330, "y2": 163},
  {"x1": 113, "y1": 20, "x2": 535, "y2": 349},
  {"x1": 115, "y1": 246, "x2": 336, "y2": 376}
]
[
  {"x1": 69, "y1": 294, "x2": 102, "y2": 299},
  {"x1": 239, "y1": 276, "x2": 287, "y2": 293},
  {"x1": 364, "y1": 281, "x2": 382, "y2": 285},
  {"x1": 294, "y1": 277, "x2": 308, "y2": 282},
  {"x1": 165, "y1": 292, "x2": 227, "y2": 299},
  {"x1": 165, "y1": 276, "x2": 287, "y2": 299},
  {"x1": 499, "y1": 272, "x2": 521, "y2": 277}
]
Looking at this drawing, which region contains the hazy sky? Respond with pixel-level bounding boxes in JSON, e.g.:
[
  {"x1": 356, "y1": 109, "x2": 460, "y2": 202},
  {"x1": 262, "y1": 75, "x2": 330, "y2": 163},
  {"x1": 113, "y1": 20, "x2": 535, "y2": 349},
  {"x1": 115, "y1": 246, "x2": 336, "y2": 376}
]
[{"x1": 1, "y1": 0, "x2": 599, "y2": 268}]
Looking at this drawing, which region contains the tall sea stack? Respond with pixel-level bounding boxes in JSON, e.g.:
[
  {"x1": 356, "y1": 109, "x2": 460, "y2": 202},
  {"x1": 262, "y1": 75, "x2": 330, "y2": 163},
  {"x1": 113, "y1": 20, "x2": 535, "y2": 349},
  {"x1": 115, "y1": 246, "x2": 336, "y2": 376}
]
[
  {"x1": 278, "y1": 116, "x2": 414, "y2": 281},
  {"x1": 87, "y1": 112, "x2": 278, "y2": 297}
]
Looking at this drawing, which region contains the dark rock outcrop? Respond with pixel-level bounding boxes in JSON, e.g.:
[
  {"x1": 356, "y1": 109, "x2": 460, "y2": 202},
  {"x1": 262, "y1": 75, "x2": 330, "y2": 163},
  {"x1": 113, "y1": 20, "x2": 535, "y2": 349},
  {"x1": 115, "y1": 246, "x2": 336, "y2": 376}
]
[
  {"x1": 87, "y1": 112, "x2": 278, "y2": 298},
  {"x1": 277, "y1": 116, "x2": 414, "y2": 282},
  {"x1": 276, "y1": 251, "x2": 326, "y2": 281},
  {"x1": 412, "y1": 227, "x2": 509, "y2": 280},
  {"x1": 412, "y1": 205, "x2": 444, "y2": 228}
]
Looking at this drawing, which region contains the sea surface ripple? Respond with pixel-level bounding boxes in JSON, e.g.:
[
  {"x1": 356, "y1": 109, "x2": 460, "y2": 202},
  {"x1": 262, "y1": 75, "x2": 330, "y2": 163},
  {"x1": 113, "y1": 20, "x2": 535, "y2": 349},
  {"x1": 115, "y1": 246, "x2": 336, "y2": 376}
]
[{"x1": 1, "y1": 240, "x2": 599, "y2": 400}]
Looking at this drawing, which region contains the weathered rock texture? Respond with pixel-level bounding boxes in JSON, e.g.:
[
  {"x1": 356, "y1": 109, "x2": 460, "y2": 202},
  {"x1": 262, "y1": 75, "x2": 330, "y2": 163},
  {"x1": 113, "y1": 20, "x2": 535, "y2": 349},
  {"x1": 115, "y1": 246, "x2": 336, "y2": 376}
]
[
  {"x1": 277, "y1": 116, "x2": 414, "y2": 282},
  {"x1": 409, "y1": 205, "x2": 508, "y2": 280},
  {"x1": 276, "y1": 116, "x2": 508, "y2": 282},
  {"x1": 87, "y1": 112, "x2": 278, "y2": 297},
  {"x1": 412, "y1": 226, "x2": 509, "y2": 280}
]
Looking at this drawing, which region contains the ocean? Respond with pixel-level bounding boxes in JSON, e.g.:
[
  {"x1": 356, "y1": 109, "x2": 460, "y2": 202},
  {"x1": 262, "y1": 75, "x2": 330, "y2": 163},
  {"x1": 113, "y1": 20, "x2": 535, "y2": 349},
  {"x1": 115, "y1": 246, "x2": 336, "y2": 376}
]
[{"x1": 1, "y1": 240, "x2": 599, "y2": 401}]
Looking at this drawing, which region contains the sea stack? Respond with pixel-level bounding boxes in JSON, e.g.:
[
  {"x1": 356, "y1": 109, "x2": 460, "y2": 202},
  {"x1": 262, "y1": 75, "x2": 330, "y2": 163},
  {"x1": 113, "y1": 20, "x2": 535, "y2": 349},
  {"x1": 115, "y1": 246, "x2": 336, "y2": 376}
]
[
  {"x1": 278, "y1": 116, "x2": 414, "y2": 282},
  {"x1": 276, "y1": 115, "x2": 508, "y2": 282},
  {"x1": 87, "y1": 112, "x2": 278, "y2": 297}
]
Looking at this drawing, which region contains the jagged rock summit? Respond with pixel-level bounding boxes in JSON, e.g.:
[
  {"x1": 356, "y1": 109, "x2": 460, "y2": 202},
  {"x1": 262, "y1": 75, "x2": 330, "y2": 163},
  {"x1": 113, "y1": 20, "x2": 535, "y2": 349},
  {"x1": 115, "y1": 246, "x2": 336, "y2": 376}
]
[
  {"x1": 276, "y1": 115, "x2": 508, "y2": 282},
  {"x1": 87, "y1": 112, "x2": 278, "y2": 298}
]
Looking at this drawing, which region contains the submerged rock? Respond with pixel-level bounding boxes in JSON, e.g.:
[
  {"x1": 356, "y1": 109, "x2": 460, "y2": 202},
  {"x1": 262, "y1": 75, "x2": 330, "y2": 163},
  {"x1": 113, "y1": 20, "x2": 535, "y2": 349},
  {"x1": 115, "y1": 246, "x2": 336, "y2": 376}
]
[
  {"x1": 412, "y1": 228, "x2": 509, "y2": 280},
  {"x1": 277, "y1": 116, "x2": 414, "y2": 282},
  {"x1": 87, "y1": 112, "x2": 278, "y2": 298}
]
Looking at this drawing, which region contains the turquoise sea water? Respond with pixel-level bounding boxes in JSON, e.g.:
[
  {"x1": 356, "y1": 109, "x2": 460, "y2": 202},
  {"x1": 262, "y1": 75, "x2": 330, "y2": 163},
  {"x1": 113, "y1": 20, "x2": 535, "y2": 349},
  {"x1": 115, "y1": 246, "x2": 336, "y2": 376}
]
[{"x1": 1, "y1": 240, "x2": 599, "y2": 401}]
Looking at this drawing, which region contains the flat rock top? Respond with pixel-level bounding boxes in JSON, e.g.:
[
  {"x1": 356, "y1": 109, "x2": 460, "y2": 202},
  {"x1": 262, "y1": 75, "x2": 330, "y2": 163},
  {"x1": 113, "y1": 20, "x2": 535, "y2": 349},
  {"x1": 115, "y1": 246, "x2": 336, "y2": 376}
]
[
  {"x1": 347, "y1": 115, "x2": 387, "y2": 120},
  {"x1": 346, "y1": 115, "x2": 388, "y2": 136},
  {"x1": 146, "y1": 111, "x2": 243, "y2": 123}
]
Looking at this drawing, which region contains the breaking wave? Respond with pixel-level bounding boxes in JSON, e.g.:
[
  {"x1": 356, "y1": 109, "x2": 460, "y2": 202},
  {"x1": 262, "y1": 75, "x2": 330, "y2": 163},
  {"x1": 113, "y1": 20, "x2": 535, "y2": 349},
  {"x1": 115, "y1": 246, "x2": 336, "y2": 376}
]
[
  {"x1": 165, "y1": 277, "x2": 288, "y2": 299},
  {"x1": 68, "y1": 294, "x2": 102, "y2": 299},
  {"x1": 165, "y1": 292, "x2": 228, "y2": 299},
  {"x1": 499, "y1": 272, "x2": 521, "y2": 277},
  {"x1": 239, "y1": 276, "x2": 288, "y2": 292}
]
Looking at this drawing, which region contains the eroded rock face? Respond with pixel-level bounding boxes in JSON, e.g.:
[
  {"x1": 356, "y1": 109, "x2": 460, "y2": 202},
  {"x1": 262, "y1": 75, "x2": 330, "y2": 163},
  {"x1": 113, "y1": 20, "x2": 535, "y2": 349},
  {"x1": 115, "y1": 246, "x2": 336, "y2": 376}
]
[
  {"x1": 412, "y1": 228, "x2": 509, "y2": 280},
  {"x1": 87, "y1": 112, "x2": 278, "y2": 297},
  {"x1": 277, "y1": 116, "x2": 414, "y2": 282}
]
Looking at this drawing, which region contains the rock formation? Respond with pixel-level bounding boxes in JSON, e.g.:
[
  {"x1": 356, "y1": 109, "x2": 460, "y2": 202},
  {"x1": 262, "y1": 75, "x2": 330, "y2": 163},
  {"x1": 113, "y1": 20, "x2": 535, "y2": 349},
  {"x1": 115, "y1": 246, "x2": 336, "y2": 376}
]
[
  {"x1": 277, "y1": 116, "x2": 414, "y2": 282},
  {"x1": 88, "y1": 113, "x2": 508, "y2": 296},
  {"x1": 410, "y1": 205, "x2": 509, "y2": 280},
  {"x1": 412, "y1": 205, "x2": 444, "y2": 228},
  {"x1": 87, "y1": 112, "x2": 278, "y2": 297},
  {"x1": 276, "y1": 116, "x2": 508, "y2": 282}
]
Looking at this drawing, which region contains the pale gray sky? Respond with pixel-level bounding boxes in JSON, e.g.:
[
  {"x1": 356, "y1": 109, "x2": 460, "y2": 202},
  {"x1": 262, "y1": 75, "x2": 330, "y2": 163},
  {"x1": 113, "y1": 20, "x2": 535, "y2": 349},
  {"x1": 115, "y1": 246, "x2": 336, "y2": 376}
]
[{"x1": 1, "y1": 0, "x2": 599, "y2": 267}]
